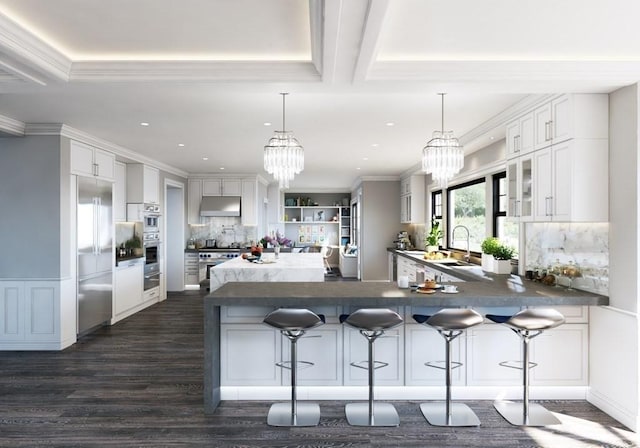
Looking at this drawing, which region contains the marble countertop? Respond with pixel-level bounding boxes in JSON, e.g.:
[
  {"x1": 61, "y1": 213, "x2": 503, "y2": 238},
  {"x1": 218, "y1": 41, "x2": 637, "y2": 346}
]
[
  {"x1": 206, "y1": 278, "x2": 608, "y2": 307},
  {"x1": 212, "y1": 252, "x2": 323, "y2": 270}
]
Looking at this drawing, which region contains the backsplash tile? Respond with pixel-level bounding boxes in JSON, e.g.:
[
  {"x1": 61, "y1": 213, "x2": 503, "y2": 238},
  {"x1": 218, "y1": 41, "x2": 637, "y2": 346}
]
[
  {"x1": 525, "y1": 222, "x2": 609, "y2": 296},
  {"x1": 189, "y1": 217, "x2": 257, "y2": 248}
]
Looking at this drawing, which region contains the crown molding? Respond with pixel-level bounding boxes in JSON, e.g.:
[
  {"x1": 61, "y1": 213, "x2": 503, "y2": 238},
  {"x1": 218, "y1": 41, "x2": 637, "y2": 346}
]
[
  {"x1": 70, "y1": 60, "x2": 321, "y2": 82},
  {"x1": 0, "y1": 11, "x2": 71, "y2": 82},
  {"x1": 309, "y1": 0, "x2": 324, "y2": 75},
  {"x1": 24, "y1": 123, "x2": 188, "y2": 178},
  {"x1": 368, "y1": 60, "x2": 640, "y2": 83},
  {"x1": 0, "y1": 113, "x2": 25, "y2": 136}
]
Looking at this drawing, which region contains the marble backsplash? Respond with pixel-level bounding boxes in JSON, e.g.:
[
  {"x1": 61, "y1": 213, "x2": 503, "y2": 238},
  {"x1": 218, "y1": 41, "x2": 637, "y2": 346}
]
[
  {"x1": 525, "y1": 222, "x2": 609, "y2": 295},
  {"x1": 189, "y1": 217, "x2": 257, "y2": 248}
]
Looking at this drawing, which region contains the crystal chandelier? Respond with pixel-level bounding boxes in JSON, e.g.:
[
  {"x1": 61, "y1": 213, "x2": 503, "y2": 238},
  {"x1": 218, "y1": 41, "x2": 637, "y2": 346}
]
[
  {"x1": 264, "y1": 93, "x2": 304, "y2": 189},
  {"x1": 422, "y1": 93, "x2": 464, "y2": 183}
]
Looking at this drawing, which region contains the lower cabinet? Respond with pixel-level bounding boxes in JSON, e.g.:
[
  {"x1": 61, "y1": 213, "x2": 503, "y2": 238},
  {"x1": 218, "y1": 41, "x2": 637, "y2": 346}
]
[
  {"x1": 113, "y1": 262, "x2": 157, "y2": 325},
  {"x1": 218, "y1": 305, "x2": 590, "y2": 388}
]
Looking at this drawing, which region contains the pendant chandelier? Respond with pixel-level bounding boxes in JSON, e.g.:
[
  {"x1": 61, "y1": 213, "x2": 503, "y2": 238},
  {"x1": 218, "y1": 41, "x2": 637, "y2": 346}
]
[
  {"x1": 264, "y1": 93, "x2": 304, "y2": 189},
  {"x1": 422, "y1": 93, "x2": 464, "y2": 183}
]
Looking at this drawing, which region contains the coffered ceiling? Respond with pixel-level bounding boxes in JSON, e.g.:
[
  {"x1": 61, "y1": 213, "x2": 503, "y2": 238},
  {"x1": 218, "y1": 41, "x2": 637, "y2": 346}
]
[{"x1": 1, "y1": 0, "x2": 639, "y2": 189}]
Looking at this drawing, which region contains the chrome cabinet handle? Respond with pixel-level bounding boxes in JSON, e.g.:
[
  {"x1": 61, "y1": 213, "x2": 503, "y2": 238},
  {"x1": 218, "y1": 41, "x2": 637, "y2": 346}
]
[{"x1": 514, "y1": 135, "x2": 520, "y2": 152}]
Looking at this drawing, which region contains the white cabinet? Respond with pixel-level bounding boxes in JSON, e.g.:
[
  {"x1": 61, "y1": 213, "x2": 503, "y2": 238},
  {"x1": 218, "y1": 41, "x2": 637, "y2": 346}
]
[
  {"x1": 113, "y1": 262, "x2": 144, "y2": 323},
  {"x1": 533, "y1": 139, "x2": 608, "y2": 222},
  {"x1": 506, "y1": 155, "x2": 533, "y2": 221},
  {"x1": 187, "y1": 179, "x2": 202, "y2": 225},
  {"x1": 203, "y1": 178, "x2": 241, "y2": 196},
  {"x1": 400, "y1": 175, "x2": 425, "y2": 224},
  {"x1": 220, "y1": 324, "x2": 282, "y2": 386},
  {"x1": 184, "y1": 252, "x2": 199, "y2": 286},
  {"x1": 127, "y1": 164, "x2": 160, "y2": 204},
  {"x1": 530, "y1": 324, "x2": 588, "y2": 386},
  {"x1": 241, "y1": 179, "x2": 257, "y2": 226},
  {"x1": 506, "y1": 111, "x2": 535, "y2": 159},
  {"x1": 70, "y1": 140, "x2": 115, "y2": 182},
  {"x1": 343, "y1": 325, "x2": 404, "y2": 386},
  {"x1": 113, "y1": 162, "x2": 127, "y2": 222}
]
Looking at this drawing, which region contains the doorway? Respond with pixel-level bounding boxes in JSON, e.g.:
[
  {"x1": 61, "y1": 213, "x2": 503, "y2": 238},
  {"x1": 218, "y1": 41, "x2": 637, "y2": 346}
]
[{"x1": 164, "y1": 179, "x2": 185, "y2": 293}]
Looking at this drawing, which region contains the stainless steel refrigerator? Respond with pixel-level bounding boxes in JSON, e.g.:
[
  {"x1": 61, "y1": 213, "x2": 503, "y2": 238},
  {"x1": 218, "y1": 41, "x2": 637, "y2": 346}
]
[{"x1": 77, "y1": 176, "x2": 113, "y2": 335}]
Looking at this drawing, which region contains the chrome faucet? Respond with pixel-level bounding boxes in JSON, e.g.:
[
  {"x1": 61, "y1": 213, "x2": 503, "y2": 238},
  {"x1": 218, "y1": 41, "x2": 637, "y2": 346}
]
[{"x1": 452, "y1": 225, "x2": 471, "y2": 262}]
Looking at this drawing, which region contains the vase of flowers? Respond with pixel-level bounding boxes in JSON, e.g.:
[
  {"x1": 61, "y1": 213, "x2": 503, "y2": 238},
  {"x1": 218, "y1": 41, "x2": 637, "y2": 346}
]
[{"x1": 260, "y1": 231, "x2": 291, "y2": 249}]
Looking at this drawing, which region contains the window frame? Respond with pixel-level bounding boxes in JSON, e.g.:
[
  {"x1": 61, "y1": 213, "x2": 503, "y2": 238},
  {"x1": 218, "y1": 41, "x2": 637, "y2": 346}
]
[
  {"x1": 492, "y1": 171, "x2": 507, "y2": 237},
  {"x1": 445, "y1": 177, "x2": 486, "y2": 254}
]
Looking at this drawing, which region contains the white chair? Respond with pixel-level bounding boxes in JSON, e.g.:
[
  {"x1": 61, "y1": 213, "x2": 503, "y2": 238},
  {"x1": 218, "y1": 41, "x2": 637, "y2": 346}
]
[{"x1": 320, "y1": 245, "x2": 334, "y2": 275}]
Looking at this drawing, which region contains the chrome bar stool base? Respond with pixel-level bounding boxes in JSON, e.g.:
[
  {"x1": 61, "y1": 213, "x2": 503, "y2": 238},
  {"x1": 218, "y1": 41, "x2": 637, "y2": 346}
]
[
  {"x1": 493, "y1": 401, "x2": 561, "y2": 426},
  {"x1": 345, "y1": 402, "x2": 399, "y2": 427},
  {"x1": 420, "y1": 402, "x2": 481, "y2": 427},
  {"x1": 267, "y1": 402, "x2": 321, "y2": 427}
]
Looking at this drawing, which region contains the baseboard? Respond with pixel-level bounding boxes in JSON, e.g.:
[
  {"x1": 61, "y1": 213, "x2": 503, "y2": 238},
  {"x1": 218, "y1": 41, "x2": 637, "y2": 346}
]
[{"x1": 588, "y1": 388, "x2": 639, "y2": 432}]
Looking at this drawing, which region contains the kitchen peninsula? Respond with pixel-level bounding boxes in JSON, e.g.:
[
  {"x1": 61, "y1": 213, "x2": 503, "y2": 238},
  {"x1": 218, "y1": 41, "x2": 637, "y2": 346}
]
[
  {"x1": 204, "y1": 279, "x2": 607, "y2": 413},
  {"x1": 209, "y1": 252, "x2": 325, "y2": 292}
]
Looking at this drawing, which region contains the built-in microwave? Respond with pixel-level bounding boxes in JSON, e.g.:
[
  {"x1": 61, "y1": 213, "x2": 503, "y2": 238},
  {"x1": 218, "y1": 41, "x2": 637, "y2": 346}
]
[{"x1": 127, "y1": 203, "x2": 161, "y2": 232}]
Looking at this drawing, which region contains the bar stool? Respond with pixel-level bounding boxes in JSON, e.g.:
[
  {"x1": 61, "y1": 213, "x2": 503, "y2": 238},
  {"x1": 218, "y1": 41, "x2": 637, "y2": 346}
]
[
  {"x1": 340, "y1": 308, "x2": 404, "y2": 426},
  {"x1": 263, "y1": 308, "x2": 325, "y2": 427},
  {"x1": 413, "y1": 308, "x2": 483, "y2": 426},
  {"x1": 486, "y1": 308, "x2": 565, "y2": 426}
]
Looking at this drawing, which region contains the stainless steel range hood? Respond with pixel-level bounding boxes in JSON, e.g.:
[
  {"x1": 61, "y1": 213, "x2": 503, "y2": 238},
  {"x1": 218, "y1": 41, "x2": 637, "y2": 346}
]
[{"x1": 200, "y1": 196, "x2": 241, "y2": 217}]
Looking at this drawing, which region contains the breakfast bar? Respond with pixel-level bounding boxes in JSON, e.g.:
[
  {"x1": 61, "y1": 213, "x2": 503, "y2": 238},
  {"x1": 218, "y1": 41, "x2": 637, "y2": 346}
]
[{"x1": 204, "y1": 279, "x2": 608, "y2": 414}]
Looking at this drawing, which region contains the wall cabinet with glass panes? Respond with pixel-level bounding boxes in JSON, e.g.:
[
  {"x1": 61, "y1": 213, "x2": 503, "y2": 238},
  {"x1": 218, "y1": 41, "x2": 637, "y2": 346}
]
[{"x1": 506, "y1": 155, "x2": 534, "y2": 222}]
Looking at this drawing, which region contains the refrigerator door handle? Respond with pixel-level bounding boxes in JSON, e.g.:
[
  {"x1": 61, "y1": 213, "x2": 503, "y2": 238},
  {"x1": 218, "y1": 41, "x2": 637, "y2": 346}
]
[{"x1": 94, "y1": 197, "x2": 99, "y2": 255}]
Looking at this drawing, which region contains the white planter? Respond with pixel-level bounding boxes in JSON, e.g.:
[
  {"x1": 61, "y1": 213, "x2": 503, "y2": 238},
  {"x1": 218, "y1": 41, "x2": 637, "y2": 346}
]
[
  {"x1": 494, "y1": 259, "x2": 512, "y2": 275},
  {"x1": 426, "y1": 245, "x2": 439, "y2": 253},
  {"x1": 481, "y1": 253, "x2": 494, "y2": 272}
]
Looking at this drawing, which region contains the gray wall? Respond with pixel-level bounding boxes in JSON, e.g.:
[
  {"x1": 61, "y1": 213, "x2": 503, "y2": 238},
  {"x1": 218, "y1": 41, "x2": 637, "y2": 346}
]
[
  {"x1": 360, "y1": 180, "x2": 400, "y2": 280},
  {"x1": 0, "y1": 135, "x2": 63, "y2": 278}
]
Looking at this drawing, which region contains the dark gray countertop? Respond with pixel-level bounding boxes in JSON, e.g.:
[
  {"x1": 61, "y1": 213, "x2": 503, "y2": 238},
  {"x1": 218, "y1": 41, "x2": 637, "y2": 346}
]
[{"x1": 205, "y1": 278, "x2": 608, "y2": 307}]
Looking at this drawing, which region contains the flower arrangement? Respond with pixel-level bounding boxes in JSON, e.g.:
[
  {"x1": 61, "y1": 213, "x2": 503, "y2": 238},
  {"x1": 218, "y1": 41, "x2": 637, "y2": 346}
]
[{"x1": 260, "y1": 231, "x2": 291, "y2": 248}]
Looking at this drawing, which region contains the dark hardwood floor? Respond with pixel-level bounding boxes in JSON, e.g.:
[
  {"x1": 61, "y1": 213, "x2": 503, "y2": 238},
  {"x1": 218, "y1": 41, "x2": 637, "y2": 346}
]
[{"x1": 0, "y1": 290, "x2": 636, "y2": 447}]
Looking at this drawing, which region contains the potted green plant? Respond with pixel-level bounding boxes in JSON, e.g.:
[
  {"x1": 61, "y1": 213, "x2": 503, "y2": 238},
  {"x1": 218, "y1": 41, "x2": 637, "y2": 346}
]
[
  {"x1": 425, "y1": 220, "x2": 443, "y2": 253},
  {"x1": 125, "y1": 235, "x2": 143, "y2": 257},
  {"x1": 480, "y1": 237, "x2": 500, "y2": 272},
  {"x1": 493, "y1": 244, "x2": 515, "y2": 274}
]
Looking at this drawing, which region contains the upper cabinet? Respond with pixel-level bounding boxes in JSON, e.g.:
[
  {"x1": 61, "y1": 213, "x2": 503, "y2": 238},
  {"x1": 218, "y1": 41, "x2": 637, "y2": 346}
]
[
  {"x1": 506, "y1": 94, "x2": 609, "y2": 223},
  {"x1": 187, "y1": 179, "x2": 203, "y2": 225},
  {"x1": 400, "y1": 175, "x2": 425, "y2": 224},
  {"x1": 70, "y1": 140, "x2": 115, "y2": 182},
  {"x1": 203, "y1": 178, "x2": 241, "y2": 196},
  {"x1": 505, "y1": 111, "x2": 535, "y2": 158},
  {"x1": 127, "y1": 164, "x2": 160, "y2": 205}
]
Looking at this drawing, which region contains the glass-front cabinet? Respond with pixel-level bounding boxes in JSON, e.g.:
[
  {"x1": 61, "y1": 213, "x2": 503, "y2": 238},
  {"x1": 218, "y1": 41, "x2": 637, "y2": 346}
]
[{"x1": 506, "y1": 155, "x2": 533, "y2": 221}]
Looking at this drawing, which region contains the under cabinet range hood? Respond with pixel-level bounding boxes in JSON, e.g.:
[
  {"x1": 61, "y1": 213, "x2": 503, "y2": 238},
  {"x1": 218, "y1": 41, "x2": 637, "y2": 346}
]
[{"x1": 200, "y1": 196, "x2": 241, "y2": 217}]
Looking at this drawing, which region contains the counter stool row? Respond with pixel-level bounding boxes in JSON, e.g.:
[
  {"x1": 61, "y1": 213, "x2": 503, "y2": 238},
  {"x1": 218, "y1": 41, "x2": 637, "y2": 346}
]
[{"x1": 262, "y1": 306, "x2": 566, "y2": 428}]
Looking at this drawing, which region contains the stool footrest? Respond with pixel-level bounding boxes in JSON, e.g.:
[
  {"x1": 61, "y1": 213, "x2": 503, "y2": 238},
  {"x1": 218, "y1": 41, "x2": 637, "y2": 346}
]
[
  {"x1": 276, "y1": 360, "x2": 314, "y2": 370},
  {"x1": 499, "y1": 360, "x2": 538, "y2": 370},
  {"x1": 425, "y1": 360, "x2": 462, "y2": 371},
  {"x1": 350, "y1": 360, "x2": 389, "y2": 370}
]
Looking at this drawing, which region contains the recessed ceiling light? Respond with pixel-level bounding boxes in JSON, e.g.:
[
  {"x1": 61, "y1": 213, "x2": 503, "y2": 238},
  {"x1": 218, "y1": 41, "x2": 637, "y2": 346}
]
[
  {"x1": 363, "y1": 157, "x2": 369, "y2": 161},
  {"x1": 356, "y1": 167, "x2": 361, "y2": 170},
  {"x1": 202, "y1": 157, "x2": 209, "y2": 161},
  {"x1": 490, "y1": 136, "x2": 494, "y2": 140},
  {"x1": 385, "y1": 122, "x2": 395, "y2": 127},
  {"x1": 371, "y1": 143, "x2": 379, "y2": 148},
  {"x1": 140, "y1": 122, "x2": 149, "y2": 126},
  {"x1": 178, "y1": 143, "x2": 185, "y2": 147},
  {"x1": 219, "y1": 167, "x2": 225, "y2": 170},
  {"x1": 263, "y1": 122, "x2": 272, "y2": 126}
]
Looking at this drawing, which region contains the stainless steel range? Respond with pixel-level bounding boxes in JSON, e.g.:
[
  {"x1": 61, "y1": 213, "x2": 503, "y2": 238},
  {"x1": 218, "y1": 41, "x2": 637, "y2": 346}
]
[{"x1": 199, "y1": 250, "x2": 242, "y2": 280}]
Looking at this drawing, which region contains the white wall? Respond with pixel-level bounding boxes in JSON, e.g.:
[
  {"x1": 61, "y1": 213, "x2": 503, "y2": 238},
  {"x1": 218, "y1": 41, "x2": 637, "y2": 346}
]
[
  {"x1": 588, "y1": 84, "x2": 640, "y2": 431},
  {"x1": 165, "y1": 185, "x2": 184, "y2": 292}
]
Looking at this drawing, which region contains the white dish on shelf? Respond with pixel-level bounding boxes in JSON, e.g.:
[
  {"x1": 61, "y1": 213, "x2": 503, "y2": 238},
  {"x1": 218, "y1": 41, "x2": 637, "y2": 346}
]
[{"x1": 442, "y1": 290, "x2": 459, "y2": 294}]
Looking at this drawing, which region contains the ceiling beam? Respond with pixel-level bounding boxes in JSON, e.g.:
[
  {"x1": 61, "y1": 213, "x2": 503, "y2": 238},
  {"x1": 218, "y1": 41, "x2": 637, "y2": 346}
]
[
  {"x1": 309, "y1": 0, "x2": 324, "y2": 75},
  {"x1": 320, "y1": 0, "x2": 342, "y2": 83},
  {"x1": 352, "y1": 0, "x2": 389, "y2": 82}
]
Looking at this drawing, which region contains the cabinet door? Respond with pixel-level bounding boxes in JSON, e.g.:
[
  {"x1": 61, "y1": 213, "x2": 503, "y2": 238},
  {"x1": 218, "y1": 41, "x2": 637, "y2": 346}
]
[
  {"x1": 114, "y1": 263, "x2": 144, "y2": 316},
  {"x1": 531, "y1": 325, "x2": 588, "y2": 386},
  {"x1": 187, "y1": 180, "x2": 202, "y2": 224},
  {"x1": 506, "y1": 160, "x2": 518, "y2": 218},
  {"x1": 534, "y1": 102, "x2": 552, "y2": 150},
  {"x1": 94, "y1": 148, "x2": 115, "y2": 182},
  {"x1": 551, "y1": 141, "x2": 572, "y2": 221},
  {"x1": 519, "y1": 156, "x2": 533, "y2": 221},
  {"x1": 467, "y1": 325, "x2": 521, "y2": 386},
  {"x1": 533, "y1": 148, "x2": 553, "y2": 221},
  {"x1": 343, "y1": 326, "x2": 404, "y2": 386},
  {"x1": 405, "y1": 324, "x2": 465, "y2": 386},
  {"x1": 241, "y1": 180, "x2": 257, "y2": 226},
  {"x1": 143, "y1": 166, "x2": 159, "y2": 204},
  {"x1": 551, "y1": 95, "x2": 572, "y2": 144},
  {"x1": 70, "y1": 141, "x2": 95, "y2": 177},
  {"x1": 113, "y1": 162, "x2": 127, "y2": 222},
  {"x1": 519, "y1": 112, "x2": 535, "y2": 155},
  {"x1": 222, "y1": 179, "x2": 242, "y2": 196},
  {"x1": 220, "y1": 324, "x2": 281, "y2": 386},
  {"x1": 202, "y1": 179, "x2": 222, "y2": 196},
  {"x1": 505, "y1": 119, "x2": 520, "y2": 158}
]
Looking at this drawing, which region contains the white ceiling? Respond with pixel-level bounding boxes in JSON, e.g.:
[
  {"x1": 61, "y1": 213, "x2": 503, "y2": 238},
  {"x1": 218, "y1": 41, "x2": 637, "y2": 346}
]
[{"x1": 1, "y1": 0, "x2": 639, "y2": 189}]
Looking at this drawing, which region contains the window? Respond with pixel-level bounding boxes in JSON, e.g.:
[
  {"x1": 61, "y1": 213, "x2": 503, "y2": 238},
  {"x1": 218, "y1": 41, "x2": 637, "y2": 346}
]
[
  {"x1": 431, "y1": 190, "x2": 442, "y2": 225},
  {"x1": 493, "y1": 172, "x2": 519, "y2": 256},
  {"x1": 447, "y1": 179, "x2": 485, "y2": 253}
]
